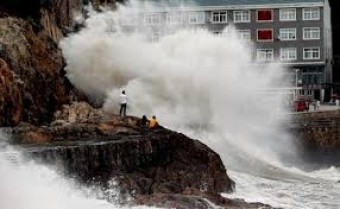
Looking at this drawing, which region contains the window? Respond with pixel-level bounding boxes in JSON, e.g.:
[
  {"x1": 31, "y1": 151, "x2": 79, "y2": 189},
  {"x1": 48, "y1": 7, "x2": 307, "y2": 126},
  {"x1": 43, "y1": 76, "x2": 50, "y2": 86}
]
[
  {"x1": 303, "y1": 27, "x2": 320, "y2": 40},
  {"x1": 280, "y1": 48, "x2": 297, "y2": 61},
  {"x1": 189, "y1": 12, "x2": 205, "y2": 24},
  {"x1": 279, "y1": 8, "x2": 296, "y2": 21},
  {"x1": 303, "y1": 47, "x2": 320, "y2": 60},
  {"x1": 257, "y1": 49, "x2": 274, "y2": 62},
  {"x1": 303, "y1": 7, "x2": 320, "y2": 20},
  {"x1": 257, "y1": 29, "x2": 273, "y2": 42},
  {"x1": 238, "y1": 30, "x2": 251, "y2": 41},
  {"x1": 279, "y1": 28, "x2": 296, "y2": 41},
  {"x1": 302, "y1": 73, "x2": 323, "y2": 84},
  {"x1": 211, "y1": 11, "x2": 227, "y2": 23},
  {"x1": 234, "y1": 10, "x2": 250, "y2": 23},
  {"x1": 144, "y1": 13, "x2": 161, "y2": 25},
  {"x1": 167, "y1": 12, "x2": 183, "y2": 25},
  {"x1": 257, "y1": 10, "x2": 273, "y2": 22}
]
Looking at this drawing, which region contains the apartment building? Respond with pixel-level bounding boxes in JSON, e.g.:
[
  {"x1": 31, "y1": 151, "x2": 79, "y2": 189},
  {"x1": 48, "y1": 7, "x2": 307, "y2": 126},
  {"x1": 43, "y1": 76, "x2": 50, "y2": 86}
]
[{"x1": 122, "y1": 0, "x2": 332, "y2": 101}]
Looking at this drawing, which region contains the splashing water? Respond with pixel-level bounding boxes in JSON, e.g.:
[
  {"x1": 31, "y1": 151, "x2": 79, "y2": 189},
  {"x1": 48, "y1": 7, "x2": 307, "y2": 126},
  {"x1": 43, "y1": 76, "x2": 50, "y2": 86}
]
[
  {"x1": 0, "y1": 133, "x2": 159, "y2": 209},
  {"x1": 61, "y1": 1, "x2": 340, "y2": 208},
  {"x1": 61, "y1": 1, "x2": 292, "y2": 166}
]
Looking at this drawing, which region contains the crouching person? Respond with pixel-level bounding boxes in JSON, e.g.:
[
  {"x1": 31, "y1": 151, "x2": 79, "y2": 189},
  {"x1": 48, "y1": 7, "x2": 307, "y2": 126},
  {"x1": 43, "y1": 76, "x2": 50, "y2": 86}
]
[{"x1": 149, "y1": 115, "x2": 159, "y2": 129}]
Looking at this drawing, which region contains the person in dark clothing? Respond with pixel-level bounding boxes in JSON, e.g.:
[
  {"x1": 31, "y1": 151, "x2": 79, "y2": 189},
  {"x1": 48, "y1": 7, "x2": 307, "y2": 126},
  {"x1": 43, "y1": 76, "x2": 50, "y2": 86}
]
[
  {"x1": 141, "y1": 115, "x2": 148, "y2": 128},
  {"x1": 139, "y1": 115, "x2": 149, "y2": 133}
]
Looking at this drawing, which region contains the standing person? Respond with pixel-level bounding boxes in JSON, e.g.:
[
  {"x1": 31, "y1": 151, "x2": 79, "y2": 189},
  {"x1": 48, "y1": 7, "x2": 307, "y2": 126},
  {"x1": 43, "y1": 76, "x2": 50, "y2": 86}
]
[
  {"x1": 313, "y1": 100, "x2": 317, "y2": 111},
  {"x1": 316, "y1": 100, "x2": 321, "y2": 110},
  {"x1": 119, "y1": 90, "x2": 127, "y2": 116},
  {"x1": 141, "y1": 115, "x2": 148, "y2": 128},
  {"x1": 149, "y1": 115, "x2": 159, "y2": 128}
]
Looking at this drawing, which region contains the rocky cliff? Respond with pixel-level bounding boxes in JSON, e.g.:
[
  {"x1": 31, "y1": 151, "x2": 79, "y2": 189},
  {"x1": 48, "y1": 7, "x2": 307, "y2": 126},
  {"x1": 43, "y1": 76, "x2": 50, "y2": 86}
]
[
  {"x1": 0, "y1": 0, "x2": 120, "y2": 126},
  {"x1": 0, "y1": 17, "x2": 77, "y2": 126},
  {"x1": 6, "y1": 103, "x2": 234, "y2": 195}
]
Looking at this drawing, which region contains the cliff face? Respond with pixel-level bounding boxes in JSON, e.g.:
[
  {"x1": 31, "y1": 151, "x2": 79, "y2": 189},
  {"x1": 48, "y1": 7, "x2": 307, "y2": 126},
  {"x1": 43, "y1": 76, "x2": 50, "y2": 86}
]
[
  {"x1": 0, "y1": 0, "x2": 118, "y2": 126},
  {"x1": 0, "y1": 17, "x2": 76, "y2": 126},
  {"x1": 28, "y1": 128, "x2": 233, "y2": 195},
  {"x1": 0, "y1": 58, "x2": 23, "y2": 126}
]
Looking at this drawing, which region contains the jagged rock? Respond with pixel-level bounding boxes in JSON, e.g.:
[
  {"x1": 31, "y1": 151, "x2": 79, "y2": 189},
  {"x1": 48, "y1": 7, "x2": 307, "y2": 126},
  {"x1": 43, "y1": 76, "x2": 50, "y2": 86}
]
[
  {"x1": 1, "y1": 0, "x2": 117, "y2": 39},
  {"x1": 0, "y1": 0, "x2": 121, "y2": 127},
  {"x1": 0, "y1": 17, "x2": 77, "y2": 126},
  {"x1": 52, "y1": 101, "x2": 102, "y2": 124},
  {"x1": 8, "y1": 115, "x2": 235, "y2": 198},
  {"x1": 0, "y1": 58, "x2": 23, "y2": 126}
]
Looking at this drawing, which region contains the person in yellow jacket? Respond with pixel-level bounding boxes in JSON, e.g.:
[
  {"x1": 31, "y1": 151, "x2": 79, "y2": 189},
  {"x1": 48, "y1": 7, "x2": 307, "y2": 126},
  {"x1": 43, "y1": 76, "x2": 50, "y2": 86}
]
[{"x1": 149, "y1": 115, "x2": 159, "y2": 128}]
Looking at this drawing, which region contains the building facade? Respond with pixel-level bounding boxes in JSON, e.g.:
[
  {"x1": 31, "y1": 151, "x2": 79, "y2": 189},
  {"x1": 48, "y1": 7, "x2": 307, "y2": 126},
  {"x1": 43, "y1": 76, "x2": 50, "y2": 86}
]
[{"x1": 122, "y1": 0, "x2": 332, "y2": 101}]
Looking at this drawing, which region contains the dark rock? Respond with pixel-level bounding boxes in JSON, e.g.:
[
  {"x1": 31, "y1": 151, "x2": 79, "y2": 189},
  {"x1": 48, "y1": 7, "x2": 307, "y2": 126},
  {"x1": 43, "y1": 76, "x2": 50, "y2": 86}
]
[
  {"x1": 0, "y1": 58, "x2": 23, "y2": 126},
  {"x1": 10, "y1": 118, "x2": 234, "y2": 195}
]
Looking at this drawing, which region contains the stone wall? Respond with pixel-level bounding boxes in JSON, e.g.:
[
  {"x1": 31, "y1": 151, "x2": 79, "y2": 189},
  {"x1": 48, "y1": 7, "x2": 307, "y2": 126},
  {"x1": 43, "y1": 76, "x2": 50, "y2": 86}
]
[{"x1": 290, "y1": 111, "x2": 340, "y2": 165}]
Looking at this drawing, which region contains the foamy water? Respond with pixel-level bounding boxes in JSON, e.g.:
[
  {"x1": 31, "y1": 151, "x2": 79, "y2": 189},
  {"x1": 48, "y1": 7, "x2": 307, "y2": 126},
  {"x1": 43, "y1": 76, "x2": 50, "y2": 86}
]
[
  {"x1": 0, "y1": 134, "x2": 159, "y2": 209},
  {"x1": 226, "y1": 168, "x2": 340, "y2": 209}
]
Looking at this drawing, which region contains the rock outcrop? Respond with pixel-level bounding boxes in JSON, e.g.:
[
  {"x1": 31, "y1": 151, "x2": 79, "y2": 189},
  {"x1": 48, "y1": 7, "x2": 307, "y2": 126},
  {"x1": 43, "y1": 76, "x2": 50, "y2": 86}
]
[
  {"x1": 3, "y1": 107, "x2": 278, "y2": 208},
  {"x1": 4, "y1": 108, "x2": 243, "y2": 208},
  {"x1": 0, "y1": 0, "x2": 125, "y2": 127},
  {"x1": 0, "y1": 0, "x2": 114, "y2": 126},
  {"x1": 0, "y1": 17, "x2": 78, "y2": 126},
  {"x1": 7, "y1": 108, "x2": 233, "y2": 193}
]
